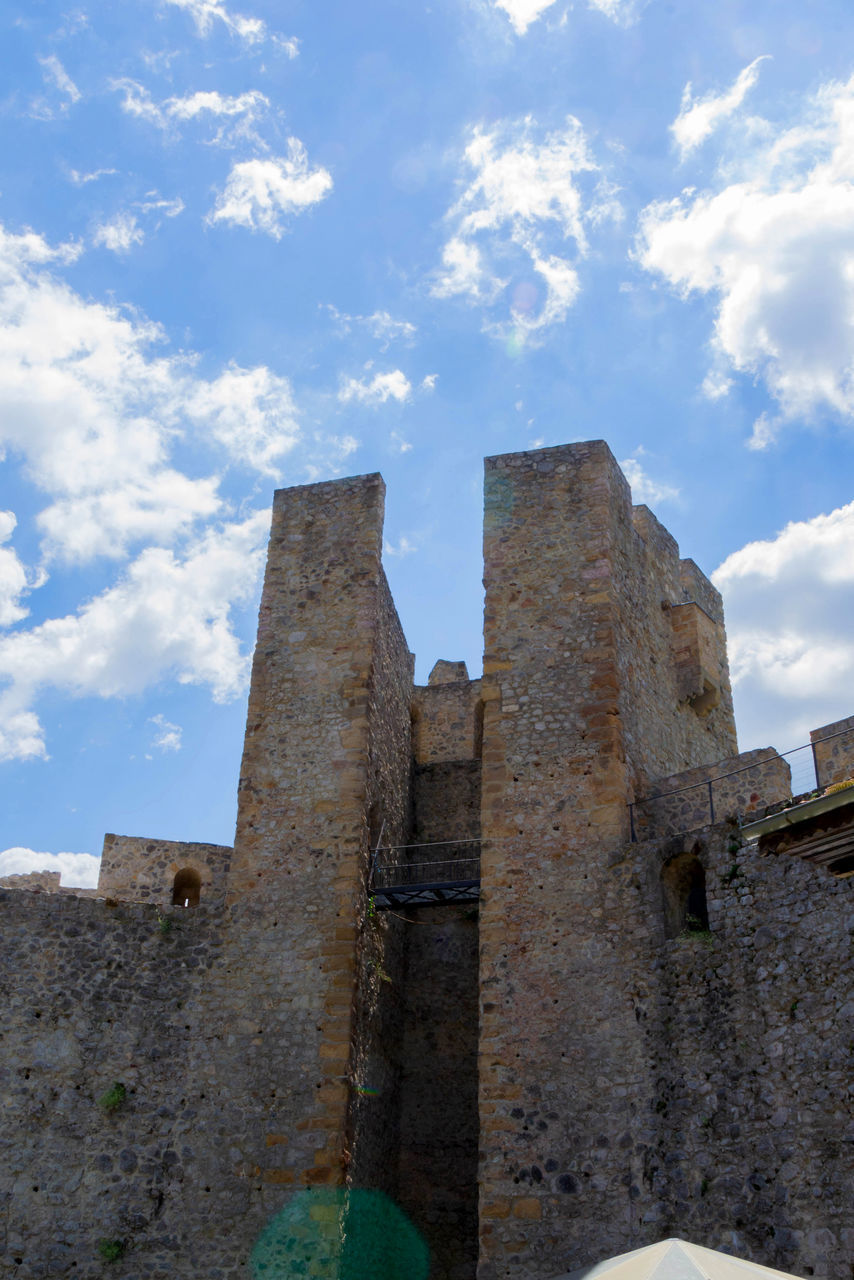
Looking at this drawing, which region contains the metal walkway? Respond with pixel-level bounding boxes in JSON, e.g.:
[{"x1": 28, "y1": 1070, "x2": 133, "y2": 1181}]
[{"x1": 369, "y1": 839, "x2": 481, "y2": 909}]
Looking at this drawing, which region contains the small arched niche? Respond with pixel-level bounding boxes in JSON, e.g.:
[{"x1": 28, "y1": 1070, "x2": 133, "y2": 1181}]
[
  {"x1": 661, "y1": 850, "x2": 709, "y2": 938},
  {"x1": 172, "y1": 867, "x2": 202, "y2": 908}
]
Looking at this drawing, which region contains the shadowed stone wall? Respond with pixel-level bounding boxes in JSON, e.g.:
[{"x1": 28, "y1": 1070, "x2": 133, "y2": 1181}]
[
  {"x1": 0, "y1": 892, "x2": 233, "y2": 1278},
  {"x1": 397, "y1": 905, "x2": 479, "y2": 1280},
  {"x1": 617, "y1": 823, "x2": 853, "y2": 1280}
]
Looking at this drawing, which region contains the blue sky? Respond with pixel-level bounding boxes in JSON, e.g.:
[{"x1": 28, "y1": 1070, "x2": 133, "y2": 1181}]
[{"x1": 2, "y1": 0, "x2": 854, "y2": 886}]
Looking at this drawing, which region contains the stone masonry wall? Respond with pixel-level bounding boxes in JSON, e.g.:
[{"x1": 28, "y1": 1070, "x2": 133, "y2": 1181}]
[
  {"x1": 0, "y1": 890, "x2": 234, "y2": 1279},
  {"x1": 413, "y1": 761, "x2": 481, "y2": 844},
  {"x1": 412, "y1": 673, "x2": 482, "y2": 766},
  {"x1": 617, "y1": 503, "x2": 737, "y2": 793},
  {"x1": 477, "y1": 443, "x2": 740, "y2": 1280},
  {"x1": 347, "y1": 567, "x2": 415, "y2": 1196},
  {"x1": 474, "y1": 806, "x2": 853, "y2": 1280},
  {"x1": 98, "y1": 836, "x2": 232, "y2": 908},
  {"x1": 219, "y1": 473, "x2": 394, "y2": 1208},
  {"x1": 396, "y1": 905, "x2": 480, "y2": 1280},
  {"x1": 0, "y1": 870, "x2": 98, "y2": 896},
  {"x1": 812, "y1": 714, "x2": 854, "y2": 789},
  {"x1": 629, "y1": 824, "x2": 853, "y2": 1280},
  {"x1": 478, "y1": 442, "x2": 643, "y2": 1279},
  {"x1": 633, "y1": 748, "x2": 792, "y2": 841}
]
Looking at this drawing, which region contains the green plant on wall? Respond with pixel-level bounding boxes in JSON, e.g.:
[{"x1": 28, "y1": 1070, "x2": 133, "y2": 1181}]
[
  {"x1": 680, "y1": 915, "x2": 713, "y2": 943},
  {"x1": 98, "y1": 1082, "x2": 127, "y2": 1112},
  {"x1": 97, "y1": 1238, "x2": 125, "y2": 1262}
]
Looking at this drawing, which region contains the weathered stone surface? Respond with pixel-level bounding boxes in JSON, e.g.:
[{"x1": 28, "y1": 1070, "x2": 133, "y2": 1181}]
[
  {"x1": 633, "y1": 748, "x2": 792, "y2": 839},
  {"x1": 98, "y1": 835, "x2": 232, "y2": 907},
  {"x1": 812, "y1": 714, "x2": 854, "y2": 789},
  {"x1": 0, "y1": 441, "x2": 851, "y2": 1280}
]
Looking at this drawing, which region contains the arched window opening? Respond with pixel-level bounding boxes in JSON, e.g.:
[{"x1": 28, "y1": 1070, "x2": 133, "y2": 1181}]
[
  {"x1": 172, "y1": 867, "x2": 202, "y2": 908},
  {"x1": 661, "y1": 851, "x2": 709, "y2": 938}
]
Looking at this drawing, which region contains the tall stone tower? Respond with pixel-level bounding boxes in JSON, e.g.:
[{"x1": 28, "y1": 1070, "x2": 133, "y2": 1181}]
[
  {"x1": 477, "y1": 442, "x2": 737, "y2": 1277},
  {"x1": 220, "y1": 473, "x2": 414, "y2": 1194},
  {"x1": 1, "y1": 440, "x2": 852, "y2": 1280}
]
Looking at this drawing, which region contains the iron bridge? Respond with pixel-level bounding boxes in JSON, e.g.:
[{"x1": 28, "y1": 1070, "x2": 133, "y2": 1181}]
[{"x1": 368, "y1": 839, "x2": 481, "y2": 909}]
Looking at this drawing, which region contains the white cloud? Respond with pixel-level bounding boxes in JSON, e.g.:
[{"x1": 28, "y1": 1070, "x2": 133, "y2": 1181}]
[
  {"x1": 162, "y1": 0, "x2": 298, "y2": 51},
  {"x1": 0, "y1": 848, "x2": 100, "y2": 889},
  {"x1": 37, "y1": 474, "x2": 220, "y2": 564},
  {"x1": 433, "y1": 116, "x2": 616, "y2": 339},
  {"x1": 638, "y1": 74, "x2": 854, "y2": 434},
  {"x1": 35, "y1": 55, "x2": 81, "y2": 116},
  {"x1": 0, "y1": 511, "x2": 270, "y2": 762},
  {"x1": 149, "y1": 712, "x2": 182, "y2": 752},
  {"x1": 338, "y1": 370, "x2": 412, "y2": 405},
  {"x1": 68, "y1": 167, "x2": 117, "y2": 186},
  {"x1": 92, "y1": 211, "x2": 144, "y2": 254},
  {"x1": 432, "y1": 237, "x2": 501, "y2": 303},
  {"x1": 166, "y1": 0, "x2": 263, "y2": 40},
  {"x1": 619, "y1": 455, "x2": 680, "y2": 505},
  {"x1": 383, "y1": 535, "x2": 416, "y2": 557},
  {"x1": 492, "y1": 0, "x2": 633, "y2": 35},
  {"x1": 493, "y1": 0, "x2": 559, "y2": 36},
  {"x1": 114, "y1": 80, "x2": 269, "y2": 143},
  {"x1": 713, "y1": 501, "x2": 854, "y2": 751},
  {"x1": 701, "y1": 369, "x2": 733, "y2": 401},
  {"x1": 587, "y1": 0, "x2": 634, "y2": 16},
  {"x1": 421, "y1": 373, "x2": 438, "y2": 391},
  {"x1": 0, "y1": 513, "x2": 30, "y2": 626},
  {"x1": 672, "y1": 57, "x2": 769, "y2": 160},
  {"x1": 138, "y1": 195, "x2": 185, "y2": 218},
  {"x1": 364, "y1": 311, "x2": 416, "y2": 347},
  {"x1": 324, "y1": 306, "x2": 417, "y2": 349},
  {"x1": 185, "y1": 364, "x2": 300, "y2": 474},
  {"x1": 0, "y1": 221, "x2": 305, "y2": 567},
  {"x1": 169, "y1": 89, "x2": 268, "y2": 121},
  {"x1": 208, "y1": 145, "x2": 333, "y2": 237}
]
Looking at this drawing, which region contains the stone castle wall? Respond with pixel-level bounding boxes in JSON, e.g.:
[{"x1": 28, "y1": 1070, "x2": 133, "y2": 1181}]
[
  {"x1": 220, "y1": 471, "x2": 408, "y2": 1209},
  {"x1": 0, "y1": 891, "x2": 236, "y2": 1278},
  {"x1": 616, "y1": 504, "x2": 736, "y2": 794},
  {"x1": 2, "y1": 441, "x2": 853, "y2": 1280},
  {"x1": 632, "y1": 822, "x2": 853, "y2": 1280},
  {"x1": 812, "y1": 714, "x2": 854, "y2": 789},
  {"x1": 633, "y1": 747, "x2": 792, "y2": 840},
  {"x1": 347, "y1": 563, "x2": 415, "y2": 1196},
  {"x1": 98, "y1": 835, "x2": 232, "y2": 908},
  {"x1": 476, "y1": 442, "x2": 744, "y2": 1279}
]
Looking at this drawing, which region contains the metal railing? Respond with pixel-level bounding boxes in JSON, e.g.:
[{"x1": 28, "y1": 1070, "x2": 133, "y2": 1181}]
[
  {"x1": 369, "y1": 838, "x2": 481, "y2": 907},
  {"x1": 627, "y1": 726, "x2": 854, "y2": 842}
]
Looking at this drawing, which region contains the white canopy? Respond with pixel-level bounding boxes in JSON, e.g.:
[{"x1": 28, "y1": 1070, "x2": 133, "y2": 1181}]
[{"x1": 557, "y1": 1238, "x2": 805, "y2": 1280}]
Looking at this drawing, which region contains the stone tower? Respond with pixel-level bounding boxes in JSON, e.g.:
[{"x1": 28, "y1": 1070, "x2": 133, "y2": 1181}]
[
  {"x1": 477, "y1": 442, "x2": 737, "y2": 1277},
  {"x1": 1, "y1": 440, "x2": 852, "y2": 1280}
]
